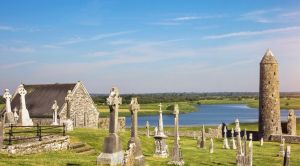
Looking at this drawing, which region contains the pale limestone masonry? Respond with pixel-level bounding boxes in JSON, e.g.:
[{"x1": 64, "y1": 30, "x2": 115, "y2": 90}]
[
  {"x1": 2, "y1": 136, "x2": 69, "y2": 155},
  {"x1": 259, "y1": 49, "x2": 282, "y2": 139},
  {"x1": 59, "y1": 82, "x2": 99, "y2": 128},
  {"x1": 98, "y1": 117, "x2": 126, "y2": 131}
]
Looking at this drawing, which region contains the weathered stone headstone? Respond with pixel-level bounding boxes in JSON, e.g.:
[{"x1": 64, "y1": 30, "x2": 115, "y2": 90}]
[
  {"x1": 153, "y1": 103, "x2": 168, "y2": 158},
  {"x1": 235, "y1": 119, "x2": 245, "y2": 166},
  {"x1": 3, "y1": 89, "x2": 15, "y2": 124},
  {"x1": 97, "y1": 87, "x2": 124, "y2": 165},
  {"x1": 198, "y1": 125, "x2": 206, "y2": 149},
  {"x1": 243, "y1": 129, "x2": 247, "y2": 157},
  {"x1": 260, "y1": 137, "x2": 264, "y2": 146},
  {"x1": 168, "y1": 104, "x2": 184, "y2": 166},
  {"x1": 145, "y1": 121, "x2": 150, "y2": 138},
  {"x1": 230, "y1": 128, "x2": 237, "y2": 150},
  {"x1": 259, "y1": 49, "x2": 282, "y2": 139},
  {"x1": 223, "y1": 126, "x2": 230, "y2": 149},
  {"x1": 287, "y1": 109, "x2": 296, "y2": 135},
  {"x1": 51, "y1": 100, "x2": 59, "y2": 126},
  {"x1": 17, "y1": 84, "x2": 33, "y2": 126},
  {"x1": 248, "y1": 133, "x2": 253, "y2": 166},
  {"x1": 62, "y1": 90, "x2": 74, "y2": 131},
  {"x1": 209, "y1": 138, "x2": 214, "y2": 154},
  {"x1": 278, "y1": 136, "x2": 285, "y2": 157},
  {"x1": 193, "y1": 131, "x2": 196, "y2": 140},
  {"x1": 13, "y1": 108, "x2": 19, "y2": 122},
  {"x1": 283, "y1": 145, "x2": 291, "y2": 166},
  {"x1": 127, "y1": 98, "x2": 145, "y2": 166}
]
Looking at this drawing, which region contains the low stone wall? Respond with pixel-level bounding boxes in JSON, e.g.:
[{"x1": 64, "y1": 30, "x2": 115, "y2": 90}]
[
  {"x1": 98, "y1": 117, "x2": 126, "y2": 131},
  {"x1": 269, "y1": 134, "x2": 300, "y2": 143},
  {"x1": 2, "y1": 136, "x2": 70, "y2": 155}
]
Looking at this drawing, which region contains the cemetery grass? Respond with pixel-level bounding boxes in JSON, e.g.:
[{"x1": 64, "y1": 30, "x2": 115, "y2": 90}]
[
  {"x1": 0, "y1": 104, "x2": 4, "y2": 110},
  {"x1": 1, "y1": 124, "x2": 300, "y2": 166},
  {"x1": 97, "y1": 97, "x2": 300, "y2": 117}
]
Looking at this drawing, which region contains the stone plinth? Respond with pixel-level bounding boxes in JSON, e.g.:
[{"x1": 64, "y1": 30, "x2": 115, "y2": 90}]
[{"x1": 154, "y1": 135, "x2": 168, "y2": 158}]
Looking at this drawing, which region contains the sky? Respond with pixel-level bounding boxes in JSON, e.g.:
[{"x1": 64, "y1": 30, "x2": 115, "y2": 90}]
[{"x1": 1, "y1": 0, "x2": 300, "y2": 93}]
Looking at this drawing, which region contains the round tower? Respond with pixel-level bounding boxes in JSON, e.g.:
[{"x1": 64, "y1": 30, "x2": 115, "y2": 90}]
[{"x1": 259, "y1": 49, "x2": 282, "y2": 139}]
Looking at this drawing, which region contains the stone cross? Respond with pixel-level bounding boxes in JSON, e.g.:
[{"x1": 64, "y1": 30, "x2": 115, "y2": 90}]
[
  {"x1": 278, "y1": 137, "x2": 285, "y2": 157},
  {"x1": 3, "y1": 89, "x2": 12, "y2": 113},
  {"x1": 209, "y1": 138, "x2": 214, "y2": 154},
  {"x1": 235, "y1": 119, "x2": 243, "y2": 155},
  {"x1": 65, "y1": 90, "x2": 72, "y2": 119},
  {"x1": 128, "y1": 97, "x2": 145, "y2": 165},
  {"x1": 129, "y1": 98, "x2": 139, "y2": 138},
  {"x1": 231, "y1": 128, "x2": 237, "y2": 150},
  {"x1": 51, "y1": 100, "x2": 59, "y2": 125},
  {"x1": 169, "y1": 104, "x2": 184, "y2": 165},
  {"x1": 243, "y1": 128, "x2": 248, "y2": 157},
  {"x1": 287, "y1": 109, "x2": 296, "y2": 135},
  {"x1": 248, "y1": 133, "x2": 253, "y2": 166},
  {"x1": 283, "y1": 146, "x2": 291, "y2": 166},
  {"x1": 18, "y1": 84, "x2": 33, "y2": 126},
  {"x1": 223, "y1": 126, "x2": 230, "y2": 149},
  {"x1": 106, "y1": 87, "x2": 122, "y2": 134},
  {"x1": 157, "y1": 103, "x2": 165, "y2": 136},
  {"x1": 145, "y1": 121, "x2": 150, "y2": 138},
  {"x1": 154, "y1": 127, "x2": 158, "y2": 136}
]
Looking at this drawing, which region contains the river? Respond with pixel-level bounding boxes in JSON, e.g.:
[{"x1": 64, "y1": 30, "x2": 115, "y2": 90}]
[{"x1": 125, "y1": 104, "x2": 300, "y2": 127}]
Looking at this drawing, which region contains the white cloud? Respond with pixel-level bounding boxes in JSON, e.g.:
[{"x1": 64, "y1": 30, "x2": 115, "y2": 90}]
[
  {"x1": 0, "y1": 45, "x2": 35, "y2": 53},
  {"x1": 239, "y1": 8, "x2": 281, "y2": 23},
  {"x1": 0, "y1": 61, "x2": 36, "y2": 69},
  {"x1": 202, "y1": 26, "x2": 300, "y2": 40},
  {"x1": 0, "y1": 25, "x2": 15, "y2": 31}
]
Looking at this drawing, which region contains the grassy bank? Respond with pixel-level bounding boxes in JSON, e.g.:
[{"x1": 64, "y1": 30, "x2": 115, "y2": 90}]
[{"x1": 0, "y1": 123, "x2": 300, "y2": 166}]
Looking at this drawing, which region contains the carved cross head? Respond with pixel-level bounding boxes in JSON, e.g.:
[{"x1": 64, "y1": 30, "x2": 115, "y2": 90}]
[
  {"x1": 65, "y1": 90, "x2": 72, "y2": 103},
  {"x1": 18, "y1": 84, "x2": 27, "y2": 96},
  {"x1": 129, "y1": 97, "x2": 140, "y2": 112},
  {"x1": 52, "y1": 100, "x2": 59, "y2": 111},
  {"x1": 3, "y1": 89, "x2": 12, "y2": 100},
  {"x1": 173, "y1": 104, "x2": 179, "y2": 115},
  {"x1": 106, "y1": 87, "x2": 122, "y2": 106}
]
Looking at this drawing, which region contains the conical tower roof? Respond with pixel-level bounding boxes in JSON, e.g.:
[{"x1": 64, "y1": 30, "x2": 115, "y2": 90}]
[{"x1": 260, "y1": 48, "x2": 278, "y2": 64}]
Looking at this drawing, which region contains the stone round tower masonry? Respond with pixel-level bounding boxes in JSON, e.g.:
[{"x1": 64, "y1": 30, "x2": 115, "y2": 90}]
[{"x1": 259, "y1": 49, "x2": 282, "y2": 139}]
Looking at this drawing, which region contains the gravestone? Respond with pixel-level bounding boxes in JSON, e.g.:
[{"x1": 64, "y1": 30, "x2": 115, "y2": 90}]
[
  {"x1": 17, "y1": 84, "x2": 33, "y2": 126},
  {"x1": 235, "y1": 119, "x2": 245, "y2": 166},
  {"x1": 278, "y1": 136, "x2": 285, "y2": 157},
  {"x1": 127, "y1": 98, "x2": 145, "y2": 166},
  {"x1": 283, "y1": 146, "x2": 291, "y2": 166},
  {"x1": 51, "y1": 100, "x2": 59, "y2": 126},
  {"x1": 260, "y1": 137, "x2": 264, "y2": 146},
  {"x1": 223, "y1": 126, "x2": 230, "y2": 149},
  {"x1": 198, "y1": 125, "x2": 206, "y2": 149},
  {"x1": 168, "y1": 104, "x2": 184, "y2": 166},
  {"x1": 145, "y1": 121, "x2": 150, "y2": 138},
  {"x1": 153, "y1": 103, "x2": 168, "y2": 158},
  {"x1": 13, "y1": 108, "x2": 19, "y2": 122},
  {"x1": 97, "y1": 87, "x2": 124, "y2": 165},
  {"x1": 3, "y1": 89, "x2": 15, "y2": 124},
  {"x1": 209, "y1": 138, "x2": 214, "y2": 154},
  {"x1": 287, "y1": 109, "x2": 296, "y2": 135},
  {"x1": 62, "y1": 90, "x2": 74, "y2": 131},
  {"x1": 248, "y1": 133, "x2": 253, "y2": 166},
  {"x1": 230, "y1": 128, "x2": 237, "y2": 150}
]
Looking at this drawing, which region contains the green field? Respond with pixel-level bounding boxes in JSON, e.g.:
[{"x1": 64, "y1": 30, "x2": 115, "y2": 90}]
[
  {"x1": 0, "y1": 122, "x2": 300, "y2": 166},
  {"x1": 97, "y1": 97, "x2": 300, "y2": 117}
]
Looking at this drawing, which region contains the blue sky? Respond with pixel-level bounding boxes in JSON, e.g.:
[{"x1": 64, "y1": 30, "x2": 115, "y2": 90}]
[{"x1": 1, "y1": 0, "x2": 300, "y2": 93}]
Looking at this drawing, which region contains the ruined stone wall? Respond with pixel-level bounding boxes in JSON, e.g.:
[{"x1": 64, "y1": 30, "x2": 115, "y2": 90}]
[
  {"x1": 2, "y1": 136, "x2": 69, "y2": 155},
  {"x1": 32, "y1": 118, "x2": 52, "y2": 125},
  {"x1": 98, "y1": 117, "x2": 126, "y2": 131},
  {"x1": 259, "y1": 55, "x2": 282, "y2": 139},
  {"x1": 59, "y1": 83, "x2": 99, "y2": 128},
  {"x1": 270, "y1": 134, "x2": 300, "y2": 143}
]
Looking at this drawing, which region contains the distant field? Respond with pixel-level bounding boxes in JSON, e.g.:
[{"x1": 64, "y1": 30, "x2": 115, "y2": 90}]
[{"x1": 97, "y1": 97, "x2": 300, "y2": 117}]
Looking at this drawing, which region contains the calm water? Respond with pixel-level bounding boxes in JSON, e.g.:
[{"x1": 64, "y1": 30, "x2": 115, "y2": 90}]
[{"x1": 125, "y1": 104, "x2": 300, "y2": 127}]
